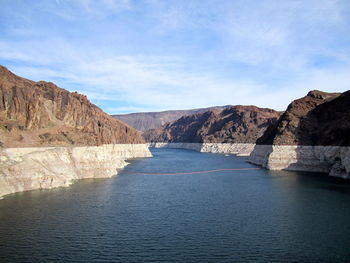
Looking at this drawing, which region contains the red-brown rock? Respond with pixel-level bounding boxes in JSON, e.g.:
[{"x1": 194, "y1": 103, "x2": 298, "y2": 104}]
[
  {"x1": 0, "y1": 65, "x2": 144, "y2": 147},
  {"x1": 144, "y1": 106, "x2": 281, "y2": 143},
  {"x1": 257, "y1": 90, "x2": 350, "y2": 146}
]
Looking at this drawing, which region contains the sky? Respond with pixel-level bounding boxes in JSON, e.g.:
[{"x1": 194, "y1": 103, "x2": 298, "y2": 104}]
[{"x1": 1, "y1": 0, "x2": 350, "y2": 114}]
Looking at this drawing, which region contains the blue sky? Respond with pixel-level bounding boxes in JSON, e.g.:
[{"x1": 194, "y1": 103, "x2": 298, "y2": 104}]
[{"x1": 1, "y1": 0, "x2": 350, "y2": 114}]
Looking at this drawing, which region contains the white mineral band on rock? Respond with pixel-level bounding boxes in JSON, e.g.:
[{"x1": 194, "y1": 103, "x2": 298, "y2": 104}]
[{"x1": 0, "y1": 144, "x2": 152, "y2": 198}]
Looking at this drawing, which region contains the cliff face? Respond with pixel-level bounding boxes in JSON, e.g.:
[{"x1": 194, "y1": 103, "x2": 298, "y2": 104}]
[
  {"x1": 257, "y1": 90, "x2": 346, "y2": 145},
  {"x1": 0, "y1": 65, "x2": 152, "y2": 198},
  {"x1": 249, "y1": 90, "x2": 350, "y2": 178},
  {"x1": 113, "y1": 106, "x2": 232, "y2": 132},
  {"x1": 144, "y1": 106, "x2": 281, "y2": 143},
  {"x1": 0, "y1": 66, "x2": 144, "y2": 147},
  {"x1": 0, "y1": 144, "x2": 152, "y2": 198}
]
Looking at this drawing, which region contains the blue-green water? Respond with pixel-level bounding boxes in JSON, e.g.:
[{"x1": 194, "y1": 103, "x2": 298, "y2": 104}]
[{"x1": 1, "y1": 148, "x2": 350, "y2": 262}]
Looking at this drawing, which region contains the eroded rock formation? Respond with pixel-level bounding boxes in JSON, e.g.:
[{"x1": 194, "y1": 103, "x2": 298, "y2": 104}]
[
  {"x1": 113, "y1": 106, "x2": 232, "y2": 132},
  {"x1": 0, "y1": 65, "x2": 151, "y2": 198},
  {"x1": 249, "y1": 90, "x2": 350, "y2": 178},
  {"x1": 0, "y1": 65, "x2": 144, "y2": 147},
  {"x1": 0, "y1": 144, "x2": 152, "y2": 198},
  {"x1": 256, "y1": 90, "x2": 345, "y2": 145},
  {"x1": 144, "y1": 106, "x2": 281, "y2": 143},
  {"x1": 149, "y1": 142, "x2": 256, "y2": 156}
]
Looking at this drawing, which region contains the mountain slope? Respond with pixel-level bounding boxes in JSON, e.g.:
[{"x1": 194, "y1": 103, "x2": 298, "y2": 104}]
[
  {"x1": 113, "y1": 106, "x2": 232, "y2": 132},
  {"x1": 0, "y1": 65, "x2": 144, "y2": 147},
  {"x1": 144, "y1": 106, "x2": 281, "y2": 143},
  {"x1": 257, "y1": 90, "x2": 349, "y2": 146}
]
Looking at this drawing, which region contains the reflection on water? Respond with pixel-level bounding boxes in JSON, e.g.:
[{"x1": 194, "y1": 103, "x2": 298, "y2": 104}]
[{"x1": 0, "y1": 148, "x2": 350, "y2": 262}]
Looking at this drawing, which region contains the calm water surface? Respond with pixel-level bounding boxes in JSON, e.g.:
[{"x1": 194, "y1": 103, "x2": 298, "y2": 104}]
[{"x1": 1, "y1": 148, "x2": 350, "y2": 262}]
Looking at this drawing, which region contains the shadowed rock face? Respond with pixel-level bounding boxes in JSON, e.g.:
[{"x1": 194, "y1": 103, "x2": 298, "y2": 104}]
[
  {"x1": 0, "y1": 65, "x2": 145, "y2": 147},
  {"x1": 112, "y1": 106, "x2": 233, "y2": 132},
  {"x1": 144, "y1": 106, "x2": 281, "y2": 143},
  {"x1": 257, "y1": 90, "x2": 350, "y2": 146}
]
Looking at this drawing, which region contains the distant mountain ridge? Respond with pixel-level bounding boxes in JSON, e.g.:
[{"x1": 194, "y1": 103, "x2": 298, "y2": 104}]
[
  {"x1": 0, "y1": 65, "x2": 144, "y2": 147},
  {"x1": 112, "y1": 106, "x2": 233, "y2": 132},
  {"x1": 144, "y1": 106, "x2": 281, "y2": 143}
]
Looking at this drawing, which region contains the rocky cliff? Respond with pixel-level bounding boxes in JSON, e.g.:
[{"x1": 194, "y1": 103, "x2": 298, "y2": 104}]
[
  {"x1": 0, "y1": 65, "x2": 144, "y2": 147},
  {"x1": 113, "y1": 106, "x2": 232, "y2": 132},
  {"x1": 249, "y1": 90, "x2": 350, "y2": 178},
  {"x1": 0, "y1": 144, "x2": 152, "y2": 198},
  {"x1": 256, "y1": 90, "x2": 345, "y2": 145},
  {"x1": 144, "y1": 106, "x2": 281, "y2": 143},
  {"x1": 0, "y1": 65, "x2": 151, "y2": 198}
]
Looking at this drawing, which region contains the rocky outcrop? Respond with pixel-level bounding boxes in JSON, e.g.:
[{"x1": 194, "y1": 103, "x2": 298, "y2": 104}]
[
  {"x1": 0, "y1": 65, "x2": 152, "y2": 198},
  {"x1": 113, "y1": 106, "x2": 232, "y2": 132},
  {"x1": 144, "y1": 106, "x2": 281, "y2": 143},
  {"x1": 0, "y1": 65, "x2": 145, "y2": 147},
  {"x1": 249, "y1": 90, "x2": 350, "y2": 178},
  {"x1": 248, "y1": 145, "x2": 350, "y2": 179},
  {"x1": 257, "y1": 90, "x2": 344, "y2": 145},
  {"x1": 150, "y1": 142, "x2": 256, "y2": 156},
  {"x1": 0, "y1": 144, "x2": 152, "y2": 198}
]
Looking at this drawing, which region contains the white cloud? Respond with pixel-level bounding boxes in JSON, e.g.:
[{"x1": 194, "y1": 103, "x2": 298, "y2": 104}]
[
  {"x1": 7, "y1": 44, "x2": 350, "y2": 113},
  {"x1": 1, "y1": 0, "x2": 349, "y2": 114}
]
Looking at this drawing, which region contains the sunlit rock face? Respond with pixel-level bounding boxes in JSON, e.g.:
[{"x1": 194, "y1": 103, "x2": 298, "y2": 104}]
[
  {"x1": 0, "y1": 144, "x2": 152, "y2": 198},
  {"x1": 0, "y1": 65, "x2": 145, "y2": 147},
  {"x1": 248, "y1": 145, "x2": 350, "y2": 179},
  {"x1": 0, "y1": 66, "x2": 152, "y2": 198}
]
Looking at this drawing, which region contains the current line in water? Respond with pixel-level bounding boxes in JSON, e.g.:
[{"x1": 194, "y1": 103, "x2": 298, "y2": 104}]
[{"x1": 125, "y1": 167, "x2": 261, "y2": 176}]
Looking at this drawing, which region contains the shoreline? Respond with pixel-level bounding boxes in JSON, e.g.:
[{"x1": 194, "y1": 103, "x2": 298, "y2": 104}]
[
  {"x1": 148, "y1": 142, "x2": 255, "y2": 156},
  {"x1": 1, "y1": 142, "x2": 349, "y2": 199},
  {"x1": 0, "y1": 144, "x2": 152, "y2": 198},
  {"x1": 149, "y1": 142, "x2": 350, "y2": 179}
]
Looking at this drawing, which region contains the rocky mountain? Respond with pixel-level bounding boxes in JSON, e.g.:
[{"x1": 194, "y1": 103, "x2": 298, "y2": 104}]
[
  {"x1": 0, "y1": 65, "x2": 144, "y2": 147},
  {"x1": 144, "y1": 106, "x2": 281, "y2": 143},
  {"x1": 257, "y1": 90, "x2": 350, "y2": 146},
  {"x1": 113, "y1": 106, "x2": 232, "y2": 132}
]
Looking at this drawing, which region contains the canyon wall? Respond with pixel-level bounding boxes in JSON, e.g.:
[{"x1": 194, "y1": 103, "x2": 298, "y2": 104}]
[
  {"x1": 248, "y1": 145, "x2": 350, "y2": 179},
  {"x1": 248, "y1": 90, "x2": 350, "y2": 179},
  {"x1": 0, "y1": 66, "x2": 152, "y2": 198},
  {"x1": 0, "y1": 65, "x2": 145, "y2": 147},
  {"x1": 144, "y1": 106, "x2": 281, "y2": 143},
  {"x1": 149, "y1": 142, "x2": 255, "y2": 156},
  {"x1": 113, "y1": 106, "x2": 232, "y2": 132},
  {"x1": 147, "y1": 90, "x2": 350, "y2": 179},
  {"x1": 0, "y1": 144, "x2": 152, "y2": 198},
  {"x1": 256, "y1": 90, "x2": 347, "y2": 146},
  {"x1": 151, "y1": 142, "x2": 350, "y2": 179}
]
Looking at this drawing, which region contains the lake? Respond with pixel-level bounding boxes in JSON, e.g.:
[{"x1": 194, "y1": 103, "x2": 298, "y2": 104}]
[{"x1": 1, "y1": 148, "x2": 350, "y2": 262}]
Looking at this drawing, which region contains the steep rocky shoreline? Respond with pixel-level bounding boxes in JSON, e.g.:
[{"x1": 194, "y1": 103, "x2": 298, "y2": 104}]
[
  {"x1": 0, "y1": 66, "x2": 152, "y2": 198},
  {"x1": 148, "y1": 90, "x2": 350, "y2": 179},
  {"x1": 0, "y1": 144, "x2": 152, "y2": 198},
  {"x1": 248, "y1": 145, "x2": 350, "y2": 179},
  {"x1": 249, "y1": 90, "x2": 350, "y2": 178},
  {"x1": 1, "y1": 64, "x2": 349, "y2": 189},
  {"x1": 149, "y1": 142, "x2": 350, "y2": 179}
]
